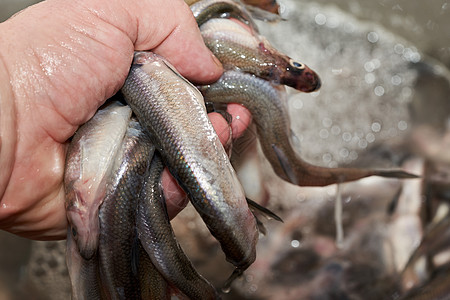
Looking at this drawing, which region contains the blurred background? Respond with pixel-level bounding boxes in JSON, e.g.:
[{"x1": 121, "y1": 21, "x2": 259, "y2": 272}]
[{"x1": 1, "y1": 0, "x2": 449, "y2": 299}]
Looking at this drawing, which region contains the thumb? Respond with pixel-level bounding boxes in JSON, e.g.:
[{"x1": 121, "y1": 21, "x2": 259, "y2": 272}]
[{"x1": 78, "y1": 0, "x2": 223, "y2": 84}]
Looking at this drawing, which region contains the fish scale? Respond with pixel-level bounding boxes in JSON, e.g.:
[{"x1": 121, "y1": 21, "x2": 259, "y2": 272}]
[
  {"x1": 121, "y1": 51, "x2": 258, "y2": 272},
  {"x1": 97, "y1": 119, "x2": 155, "y2": 300}
]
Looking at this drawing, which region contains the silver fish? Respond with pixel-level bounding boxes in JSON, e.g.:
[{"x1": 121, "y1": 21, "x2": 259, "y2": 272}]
[
  {"x1": 97, "y1": 119, "x2": 155, "y2": 300},
  {"x1": 200, "y1": 18, "x2": 321, "y2": 92},
  {"x1": 199, "y1": 70, "x2": 417, "y2": 186},
  {"x1": 65, "y1": 101, "x2": 132, "y2": 259},
  {"x1": 137, "y1": 154, "x2": 220, "y2": 299},
  {"x1": 121, "y1": 52, "x2": 258, "y2": 272}
]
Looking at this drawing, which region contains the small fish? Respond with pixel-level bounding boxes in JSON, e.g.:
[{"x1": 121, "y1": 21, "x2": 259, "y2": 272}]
[
  {"x1": 199, "y1": 70, "x2": 417, "y2": 186},
  {"x1": 64, "y1": 101, "x2": 132, "y2": 259},
  {"x1": 122, "y1": 52, "x2": 258, "y2": 273},
  {"x1": 137, "y1": 154, "x2": 220, "y2": 299},
  {"x1": 200, "y1": 18, "x2": 321, "y2": 92},
  {"x1": 190, "y1": 0, "x2": 258, "y2": 31},
  {"x1": 97, "y1": 119, "x2": 155, "y2": 300}
]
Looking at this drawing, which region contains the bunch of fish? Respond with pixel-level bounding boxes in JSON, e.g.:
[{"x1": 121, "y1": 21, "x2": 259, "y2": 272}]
[{"x1": 64, "y1": 0, "x2": 416, "y2": 299}]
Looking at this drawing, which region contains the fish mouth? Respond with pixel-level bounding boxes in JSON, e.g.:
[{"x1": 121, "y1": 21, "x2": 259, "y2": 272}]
[
  {"x1": 309, "y1": 75, "x2": 322, "y2": 92},
  {"x1": 67, "y1": 209, "x2": 99, "y2": 260},
  {"x1": 297, "y1": 73, "x2": 322, "y2": 93},
  {"x1": 77, "y1": 237, "x2": 97, "y2": 260}
]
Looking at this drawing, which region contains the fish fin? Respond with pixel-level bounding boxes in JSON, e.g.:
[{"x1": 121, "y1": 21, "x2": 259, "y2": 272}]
[
  {"x1": 254, "y1": 216, "x2": 267, "y2": 235},
  {"x1": 246, "y1": 198, "x2": 283, "y2": 222},
  {"x1": 222, "y1": 268, "x2": 244, "y2": 293},
  {"x1": 387, "y1": 186, "x2": 403, "y2": 215},
  {"x1": 373, "y1": 169, "x2": 420, "y2": 179},
  {"x1": 272, "y1": 144, "x2": 298, "y2": 184}
]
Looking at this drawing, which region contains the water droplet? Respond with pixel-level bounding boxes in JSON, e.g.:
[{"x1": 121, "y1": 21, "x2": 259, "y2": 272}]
[
  {"x1": 410, "y1": 52, "x2": 421, "y2": 63},
  {"x1": 222, "y1": 286, "x2": 231, "y2": 294},
  {"x1": 329, "y1": 161, "x2": 338, "y2": 168},
  {"x1": 296, "y1": 192, "x2": 306, "y2": 202},
  {"x1": 331, "y1": 125, "x2": 341, "y2": 135},
  {"x1": 398, "y1": 120, "x2": 408, "y2": 131},
  {"x1": 349, "y1": 151, "x2": 358, "y2": 160},
  {"x1": 320, "y1": 128, "x2": 329, "y2": 139},
  {"x1": 366, "y1": 133, "x2": 376, "y2": 143},
  {"x1": 291, "y1": 240, "x2": 300, "y2": 248},
  {"x1": 367, "y1": 31, "x2": 379, "y2": 43},
  {"x1": 364, "y1": 61, "x2": 375, "y2": 72},
  {"x1": 394, "y1": 43, "x2": 404, "y2": 55},
  {"x1": 249, "y1": 284, "x2": 258, "y2": 292},
  {"x1": 391, "y1": 75, "x2": 402, "y2": 85},
  {"x1": 374, "y1": 85, "x2": 385, "y2": 96},
  {"x1": 339, "y1": 148, "x2": 349, "y2": 158},
  {"x1": 323, "y1": 153, "x2": 332, "y2": 163},
  {"x1": 315, "y1": 13, "x2": 327, "y2": 25},
  {"x1": 245, "y1": 274, "x2": 254, "y2": 282},
  {"x1": 365, "y1": 73, "x2": 375, "y2": 84},
  {"x1": 342, "y1": 132, "x2": 352, "y2": 142},
  {"x1": 371, "y1": 122, "x2": 382, "y2": 132},
  {"x1": 344, "y1": 197, "x2": 352, "y2": 203},
  {"x1": 322, "y1": 117, "x2": 332, "y2": 127},
  {"x1": 358, "y1": 139, "x2": 368, "y2": 148}
]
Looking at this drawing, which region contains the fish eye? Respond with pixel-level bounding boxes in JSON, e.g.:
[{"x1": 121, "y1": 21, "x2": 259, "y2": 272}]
[
  {"x1": 71, "y1": 227, "x2": 77, "y2": 238},
  {"x1": 289, "y1": 59, "x2": 305, "y2": 70}
]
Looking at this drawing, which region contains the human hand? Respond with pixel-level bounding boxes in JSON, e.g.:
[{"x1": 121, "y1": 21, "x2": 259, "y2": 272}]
[{"x1": 0, "y1": 0, "x2": 251, "y2": 240}]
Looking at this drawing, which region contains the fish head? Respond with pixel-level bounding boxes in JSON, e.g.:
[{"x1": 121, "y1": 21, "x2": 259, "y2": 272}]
[
  {"x1": 257, "y1": 40, "x2": 322, "y2": 92},
  {"x1": 65, "y1": 188, "x2": 99, "y2": 260},
  {"x1": 282, "y1": 59, "x2": 322, "y2": 92}
]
